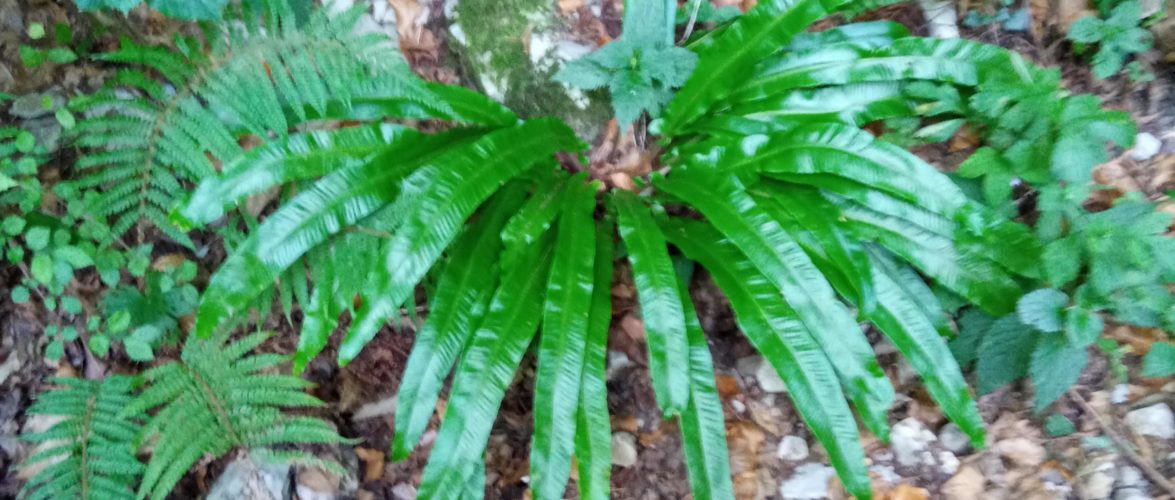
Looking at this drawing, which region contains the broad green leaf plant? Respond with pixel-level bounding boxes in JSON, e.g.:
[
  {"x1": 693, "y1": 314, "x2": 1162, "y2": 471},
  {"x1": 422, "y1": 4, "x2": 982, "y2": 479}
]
[
  {"x1": 173, "y1": 0, "x2": 1157, "y2": 497},
  {"x1": 12, "y1": 0, "x2": 1165, "y2": 499}
]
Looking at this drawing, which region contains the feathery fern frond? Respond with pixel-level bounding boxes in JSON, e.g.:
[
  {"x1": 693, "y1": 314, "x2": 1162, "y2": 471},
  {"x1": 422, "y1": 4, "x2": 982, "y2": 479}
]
[
  {"x1": 19, "y1": 377, "x2": 144, "y2": 500},
  {"x1": 124, "y1": 331, "x2": 352, "y2": 500},
  {"x1": 68, "y1": 0, "x2": 447, "y2": 248}
]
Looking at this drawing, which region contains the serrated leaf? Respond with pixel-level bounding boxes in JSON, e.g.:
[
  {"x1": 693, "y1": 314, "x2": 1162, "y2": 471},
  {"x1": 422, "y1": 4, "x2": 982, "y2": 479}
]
[
  {"x1": 146, "y1": 0, "x2": 227, "y2": 20},
  {"x1": 124, "y1": 338, "x2": 155, "y2": 362},
  {"x1": 1064, "y1": 307, "x2": 1103, "y2": 348},
  {"x1": 1030, "y1": 335, "x2": 1087, "y2": 410},
  {"x1": 1016, "y1": 288, "x2": 1069, "y2": 333},
  {"x1": 1141, "y1": 343, "x2": 1175, "y2": 378},
  {"x1": 25, "y1": 226, "x2": 50, "y2": 250},
  {"x1": 950, "y1": 308, "x2": 991, "y2": 366},
  {"x1": 976, "y1": 316, "x2": 1036, "y2": 394},
  {"x1": 1044, "y1": 414, "x2": 1075, "y2": 436}
]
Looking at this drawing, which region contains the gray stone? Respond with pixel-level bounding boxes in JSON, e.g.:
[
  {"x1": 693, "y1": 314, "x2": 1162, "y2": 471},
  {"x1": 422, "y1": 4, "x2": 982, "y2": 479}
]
[
  {"x1": 869, "y1": 464, "x2": 901, "y2": 485},
  {"x1": 351, "y1": 396, "x2": 396, "y2": 422},
  {"x1": 776, "y1": 435, "x2": 809, "y2": 461},
  {"x1": 606, "y1": 350, "x2": 633, "y2": 381},
  {"x1": 938, "y1": 450, "x2": 961, "y2": 476},
  {"x1": 1112, "y1": 488, "x2": 1150, "y2": 500},
  {"x1": 1130, "y1": 133, "x2": 1162, "y2": 161},
  {"x1": 779, "y1": 463, "x2": 835, "y2": 500},
  {"x1": 1116, "y1": 466, "x2": 1147, "y2": 489},
  {"x1": 0, "y1": 63, "x2": 13, "y2": 94},
  {"x1": 0, "y1": 0, "x2": 21, "y2": 33},
  {"x1": 24, "y1": 117, "x2": 62, "y2": 153},
  {"x1": 938, "y1": 423, "x2": 972, "y2": 455},
  {"x1": 1080, "y1": 458, "x2": 1116, "y2": 500},
  {"x1": 206, "y1": 457, "x2": 291, "y2": 500},
  {"x1": 891, "y1": 418, "x2": 937, "y2": 468},
  {"x1": 736, "y1": 355, "x2": 787, "y2": 393},
  {"x1": 611, "y1": 432, "x2": 638, "y2": 467},
  {"x1": 1125, "y1": 404, "x2": 1175, "y2": 439},
  {"x1": 391, "y1": 483, "x2": 418, "y2": 500}
]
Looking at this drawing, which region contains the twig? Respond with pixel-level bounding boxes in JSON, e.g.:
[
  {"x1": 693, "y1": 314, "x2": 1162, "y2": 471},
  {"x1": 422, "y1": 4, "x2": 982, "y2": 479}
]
[
  {"x1": 679, "y1": 0, "x2": 703, "y2": 44},
  {"x1": 1068, "y1": 388, "x2": 1175, "y2": 497}
]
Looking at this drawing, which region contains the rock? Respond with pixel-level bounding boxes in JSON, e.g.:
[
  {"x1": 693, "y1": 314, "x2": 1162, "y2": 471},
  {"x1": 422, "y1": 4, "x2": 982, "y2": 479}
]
[
  {"x1": 351, "y1": 396, "x2": 396, "y2": 422},
  {"x1": 9, "y1": 93, "x2": 62, "y2": 120},
  {"x1": 1131, "y1": 133, "x2": 1162, "y2": 161},
  {"x1": 942, "y1": 466, "x2": 986, "y2": 500},
  {"x1": 996, "y1": 437, "x2": 1046, "y2": 467},
  {"x1": 890, "y1": 418, "x2": 937, "y2": 468},
  {"x1": 1125, "y1": 404, "x2": 1175, "y2": 439},
  {"x1": 296, "y1": 467, "x2": 340, "y2": 500},
  {"x1": 1113, "y1": 489, "x2": 1149, "y2": 500},
  {"x1": 1139, "y1": 0, "x2": 1161, "y2": 18},
  {"x1": 870, "y1": 464, "x2": 901, "y2": 485},
  {"x1": 0, "y1": 0, "x2": 21, "y2": 33},
  {"x1": 0, "y1": 64, "x2": 13, "y2": 94},
  {"x1": 938, "y1": 423, "x2": 972, "y2": 455},
  {"x1": 1116, "y1": 465, "x2": 1143, "y2": 485},
  {"x1": 777, "y1": 435, "x2": 809, "y2": 461},
  {"x1": 606, "y1": 350, "x2": 633, "y2": 381},
  {"x1": 1110, "y1": 384, "x2": 1131, "y2": 405},
  {"x1": 938, "y1": 450, "x2": 961, "y2": 476},
  {"x1": 206, "y1": 457, "x2": 291, "y2": 500},
  {"x1": 391, "y1": 483, "x2": 418, "y2": 500},
  {"x1": 24, "y1": 117, "x2": 62, "y2": 153},
  {"x1": 1080, "y1": 458, "x2": 1116, "y2": 499},
  {"x1": 736, "y1": 355, "x2": 787, "y2": 393},
  {"x1": 779, "y1": 463, "x2": 835, "y2": 500},
  {"x1": 611, "y1": 432, "x2": 638, "y2": 467}
]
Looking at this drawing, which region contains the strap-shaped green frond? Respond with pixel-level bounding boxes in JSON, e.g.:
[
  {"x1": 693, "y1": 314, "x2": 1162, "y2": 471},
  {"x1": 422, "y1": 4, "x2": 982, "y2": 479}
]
[
  {"x1": 531, "y1": 176, "x2": 599, "y2": 499},
  {"x1": 192, "y1": 127, "x2": 483, "y2": 338},
  {"x1": 674, "y1": 261, "x2": 735, "y2": 500},
  {"x1": 126, "y1": 332, "x2": 351, "y2": 500},
  {"x1": 614, "y1": 190, "x2": 691, "y2": 415},
  {"x1": 19, "y1": 377, "x2": 143, "y2": 500},
  {"x1": 390, "y1": 183, "x2": 527, "y2": 460},
  {"x1": 339, "y1": 118, "x2": 581, "y2": 364},
  {"x1": 417, "y1": 237, "x2": 556, "y2": 499},
  {"x1": 575, "y1": 219, "x2": 615, "y2": 500},
  {"x1": 662, "y1": 0, "x2": 850, "y2": 134},
  {"x1": 655, "y1": 169, "x2": 894, "y2": 440},
  {"x1": 659, "y1": 217, "x2": 871, "y2": 499}
]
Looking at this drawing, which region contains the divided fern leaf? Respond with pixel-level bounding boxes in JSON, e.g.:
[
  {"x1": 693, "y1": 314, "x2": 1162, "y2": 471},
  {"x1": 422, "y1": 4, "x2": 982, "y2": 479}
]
[
  {"x1": 124, "y1": 332, "x2": 352, "y2": 500},
  {"x1": 19, "y1": 377, "x2": 144, "y2": 500}
]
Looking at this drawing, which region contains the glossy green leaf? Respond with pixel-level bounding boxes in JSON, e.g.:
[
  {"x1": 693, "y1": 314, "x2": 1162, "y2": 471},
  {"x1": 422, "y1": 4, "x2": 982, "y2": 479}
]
[
  {"x1": 659, "y1": 216, "x2": 871, "y2": 499},
  {"x1": 613, "y1": 190, "x2": 691, "y2": 415},
  {"x1": 662, "y1": 0, "x2": 849, "y2": 134},
  {"x1": 417, "y1": 239, "x2": 555, "y2": 499},
  {"x1": 501, "y1": 173, "x2": 569, "y2": 272},
  {"x1": 179, "y1": 124, "x2": 420, "y2": 226},
  {"x1": 751, "y1": 182, "x2": 877, "y2": 314},
  {"x1": 339, "y1": 118, "x2": 581, "y2": 364},
  {"x1": 674, "y1": 261, "x2": 735, "y2": 500},
  {"x1": 655, "y1": 169, "x2": 892, "y2": 440},
  {"x1": 531, "y1": 176, "x2": 598, "y2": 500},
  {"x1": 575, "y1": 219, "x2": 615, "y2": 500},
  {"x1": 192, "y1": 128, "x2": 478, "y2": 338},
  {"x1": 865, "y1": 248, "x2": 985, "y2": 446},
  {"x1": 390, "y1": 184, "x2": 525, "y2": 460}
]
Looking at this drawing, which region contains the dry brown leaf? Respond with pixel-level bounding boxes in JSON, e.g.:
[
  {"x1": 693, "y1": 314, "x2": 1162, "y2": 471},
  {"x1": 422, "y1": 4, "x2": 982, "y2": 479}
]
[
  {"x1": 619, "y1": 314, "x2": 646, "y2": 343},
  {"x1": 612, "y1": 414, "x2": 641, "y2": 433},
  {"x1": 941, "y1": 466, "x2": 986, "y2": 500},
  {"x1": 354, "y1": 447, "x2": 386, "y2": 482},
  {"x1": 947, "y1": 125, "x2": 980, "y2": 152},
  {"x1": 151, "y1": 253, "x2": 187, "y2": 272},
  {"x1": 387, "y1": 0, "x2": 424, "y2": 46},
  {"x1": 881, "y1": 484, "x2": 931, "y2": 500},
  {"x1": 714, "y1": 374, "x2": 741, "y2": 398},
  {"x1": 1108, "y1": 325, "x2": 1166, "y2": 355},
  {"x1": 558, "y1": 0, "x2": 584, "y2": 13}
]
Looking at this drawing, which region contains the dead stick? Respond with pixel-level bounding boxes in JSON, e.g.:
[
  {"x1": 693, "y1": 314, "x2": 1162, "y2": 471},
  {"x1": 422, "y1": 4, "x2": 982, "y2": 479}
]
[{"x1": 1068, "y1": 388, "x2": 1175, "y2": 497}]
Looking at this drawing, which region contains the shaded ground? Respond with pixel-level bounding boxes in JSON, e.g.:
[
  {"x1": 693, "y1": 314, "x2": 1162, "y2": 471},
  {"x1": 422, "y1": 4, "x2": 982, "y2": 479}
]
[{"x1": 1, "y1": 0, "x2": 1174, "y2": 499}]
